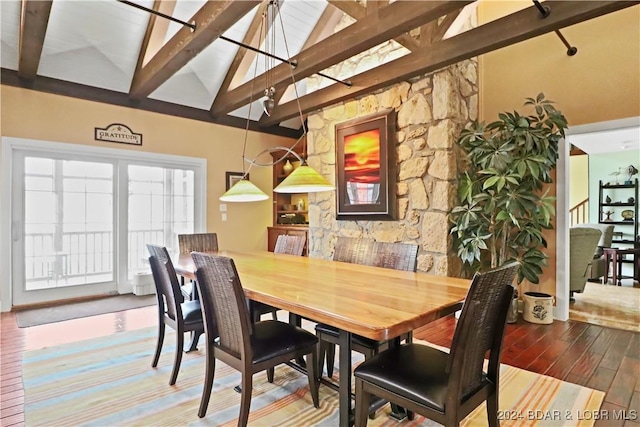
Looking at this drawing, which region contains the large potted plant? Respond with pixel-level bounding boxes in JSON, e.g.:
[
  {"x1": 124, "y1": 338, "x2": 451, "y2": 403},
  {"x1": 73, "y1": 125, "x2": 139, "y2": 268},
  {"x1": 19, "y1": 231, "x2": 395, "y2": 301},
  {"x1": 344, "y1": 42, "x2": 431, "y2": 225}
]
[{"x1": 450, "y1": 93, "x2": 568, "y2": 324}]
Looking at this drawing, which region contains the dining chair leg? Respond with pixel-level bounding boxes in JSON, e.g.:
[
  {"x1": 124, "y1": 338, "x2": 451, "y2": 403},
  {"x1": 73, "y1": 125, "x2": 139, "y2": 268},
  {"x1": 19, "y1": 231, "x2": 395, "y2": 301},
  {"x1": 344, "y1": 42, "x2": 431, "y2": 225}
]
[
  {"x1": 487, "y1": 391, "x2": 498, "y2": 427},
  {"x1": 267, "y1": 367, "x2": 274, "y2": 383},
  {"x1": 152, "y1": 322, "x2": 165, "y2": 367},
  {"x1": 238, "y1": 373, "x2": 253, "y2": 427},
  {"x1": 198, "y1": 347, "x2": 216, "y2": 418},
  {"x1": 306, "y1": 348, "x2": 320, "y2": 408},
  {"x1": 186, "y1": 330, "x2": 201, "y2": 352},
  {"x1": 169, "y1": 330, "x2": 184, "y2": 385},
  {"x1": 354, "y1": 378, "x2": 370, "y2": 427}
]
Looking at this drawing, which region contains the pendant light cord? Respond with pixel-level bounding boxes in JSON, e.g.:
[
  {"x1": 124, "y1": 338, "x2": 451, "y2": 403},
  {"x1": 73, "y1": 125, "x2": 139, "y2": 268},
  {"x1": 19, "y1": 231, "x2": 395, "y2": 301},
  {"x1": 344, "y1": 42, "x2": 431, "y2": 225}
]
[{"x1": 242, "y1": 0, "x2": 307, "y2": 174}]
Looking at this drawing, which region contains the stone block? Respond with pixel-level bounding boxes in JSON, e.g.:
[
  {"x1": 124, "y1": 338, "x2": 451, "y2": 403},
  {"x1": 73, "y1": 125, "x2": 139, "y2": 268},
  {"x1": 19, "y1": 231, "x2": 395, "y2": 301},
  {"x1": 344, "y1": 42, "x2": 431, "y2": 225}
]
[
  {"x1": 421, "y1": 212, "x2": 449, "y2": 253},
  {"x1": 399, "y1": 157, "x2": 429, "y2": 180},
  {"x1": 398, "y1": 93, "x2": 432, "y2": 128}
]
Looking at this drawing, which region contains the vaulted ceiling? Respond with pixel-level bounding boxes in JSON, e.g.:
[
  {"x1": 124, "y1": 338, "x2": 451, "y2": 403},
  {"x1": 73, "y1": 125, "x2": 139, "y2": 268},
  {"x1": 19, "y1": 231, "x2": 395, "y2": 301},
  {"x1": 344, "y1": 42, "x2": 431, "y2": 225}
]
[{"x1": 1, "y1": 1, "x2": 636, "y2": 138}]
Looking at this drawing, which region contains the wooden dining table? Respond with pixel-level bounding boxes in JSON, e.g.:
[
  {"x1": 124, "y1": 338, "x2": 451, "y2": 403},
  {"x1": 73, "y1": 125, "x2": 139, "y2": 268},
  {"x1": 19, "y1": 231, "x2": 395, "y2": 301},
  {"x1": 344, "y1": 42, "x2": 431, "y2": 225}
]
[{"x1": 173, "y1": 250, "x2": 470, "y2": 427}]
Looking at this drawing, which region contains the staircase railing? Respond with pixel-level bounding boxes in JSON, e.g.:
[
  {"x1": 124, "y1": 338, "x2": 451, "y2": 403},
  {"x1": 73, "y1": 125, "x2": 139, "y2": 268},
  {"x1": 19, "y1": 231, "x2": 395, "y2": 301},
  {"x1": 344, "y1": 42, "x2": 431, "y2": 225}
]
[{"x1": 570, "y1": 198, "x2": 589, "y2": 226}]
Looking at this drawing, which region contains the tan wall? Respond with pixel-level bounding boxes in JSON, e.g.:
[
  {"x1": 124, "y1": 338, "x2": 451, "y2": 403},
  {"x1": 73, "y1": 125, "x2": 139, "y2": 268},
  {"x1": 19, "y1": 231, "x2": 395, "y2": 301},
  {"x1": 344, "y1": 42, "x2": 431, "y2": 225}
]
[
  {"x1": 478, "y1": 2, "x2": 640, "y2": 297},
  {"x1": 1, "y1": 85, "x2": 292, "y2": 252},
  {"x1": 479, "y1": 3, "x2": 640, "y2": 124}
]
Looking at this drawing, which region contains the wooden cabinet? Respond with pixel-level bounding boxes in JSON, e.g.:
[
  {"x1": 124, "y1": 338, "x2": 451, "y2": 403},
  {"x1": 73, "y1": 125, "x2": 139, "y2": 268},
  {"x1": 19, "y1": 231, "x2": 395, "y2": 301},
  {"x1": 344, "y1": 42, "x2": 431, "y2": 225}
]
[
  {"x1": 268, "y1": 140, "x2": 308, "y2": 255},
  {"x1": 267, "y1": 226, "x2": 308, "y2": 255},
  {"x1": 271, "y1": 145, "x2": 309, "y2": 228}
]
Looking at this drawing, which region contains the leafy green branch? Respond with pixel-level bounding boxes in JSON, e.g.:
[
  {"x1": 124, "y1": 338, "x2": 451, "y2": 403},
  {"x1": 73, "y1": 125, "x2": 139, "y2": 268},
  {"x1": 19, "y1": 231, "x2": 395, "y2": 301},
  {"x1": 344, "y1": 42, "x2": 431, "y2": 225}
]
[{"x1": 450, "y1": 93, "x2": 568, "y2": 284}]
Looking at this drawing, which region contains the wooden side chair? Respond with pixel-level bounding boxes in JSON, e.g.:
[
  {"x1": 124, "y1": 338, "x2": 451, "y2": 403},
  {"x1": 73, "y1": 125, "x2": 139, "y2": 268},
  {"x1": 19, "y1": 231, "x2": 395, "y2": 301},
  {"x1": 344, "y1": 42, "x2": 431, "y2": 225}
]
[
  {"x1": 251, "y1": 234, "x2": 306, "y2": 323},
  {"x1": 191, "y1": 252, "x2": 320, "y2": 424},
  {"x1": 353, "y1": 262, "x2": 519, "y2": 427},
  {"x1": 177, "y1": 233, "x2": 219, "y2": 300},
  {"x1": 274, "y1": 233, "x2": 306, "y2": 256},
  {"x1": 371, "y1": 241, "x2": 419, "y2": 272},
  {"x1": 333, "y1": 236, "x2": 375, "y2": 265},
  {"x1": 146, "y1": 244, "x2": 204, "y2": 385},
  {"x1": 317, "y1": 239, "x2": 418, "y2": 383},
  {"x1": 178, "y1": 232, "x2": 219, "y2": 253}
]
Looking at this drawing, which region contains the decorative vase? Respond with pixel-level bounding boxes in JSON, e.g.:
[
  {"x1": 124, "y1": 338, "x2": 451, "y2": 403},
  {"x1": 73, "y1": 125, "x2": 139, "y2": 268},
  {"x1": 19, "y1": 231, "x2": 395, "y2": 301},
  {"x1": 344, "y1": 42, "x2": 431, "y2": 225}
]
[
  {"x1": 522, "y1": 291, "x2": 554, "y2": 324},
  {"x1": 282, "y1": 160, "x2": 293, "y2": 175}
]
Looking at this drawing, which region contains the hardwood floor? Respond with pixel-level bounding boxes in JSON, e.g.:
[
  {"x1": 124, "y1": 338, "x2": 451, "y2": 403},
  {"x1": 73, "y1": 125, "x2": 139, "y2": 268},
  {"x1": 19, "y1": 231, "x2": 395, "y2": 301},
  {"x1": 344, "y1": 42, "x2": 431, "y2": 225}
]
[
  {"x1": 0, "y1": 306, "x2": 157, "y2": 427},
  {"x1": 570, "y1": 281, "x2": 640, "y2": 332},
  {"x1": 416, "y1": 317, "x2": 640, "y2": 427},
  {"x1": 2, "y1": 307, "x2": 639, "y2": 426}
]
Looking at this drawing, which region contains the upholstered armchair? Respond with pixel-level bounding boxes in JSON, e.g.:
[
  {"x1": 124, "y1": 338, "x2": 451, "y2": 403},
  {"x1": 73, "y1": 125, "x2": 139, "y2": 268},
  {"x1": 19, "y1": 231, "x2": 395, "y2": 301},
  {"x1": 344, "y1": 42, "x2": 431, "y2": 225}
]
[
  {"x1": 569, "y1": 227, "x2": 603, "y2": 300},
  {"x1": 576, "y1": 224, "x2": 614, "y2": 281}
]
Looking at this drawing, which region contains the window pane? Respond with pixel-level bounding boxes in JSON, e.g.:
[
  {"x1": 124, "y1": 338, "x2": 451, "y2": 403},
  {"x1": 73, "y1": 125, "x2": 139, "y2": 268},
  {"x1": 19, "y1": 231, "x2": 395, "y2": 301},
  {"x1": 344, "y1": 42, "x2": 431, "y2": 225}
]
[
  {"x1": 25, "y1": 157, "x2": 53, "y2": 174},
  {"x1": 24, "y1": 157, "x2": 114, "y2": 290},
  {"x1": 127, "y1": 165, "x2": 195, "y2": 278}
]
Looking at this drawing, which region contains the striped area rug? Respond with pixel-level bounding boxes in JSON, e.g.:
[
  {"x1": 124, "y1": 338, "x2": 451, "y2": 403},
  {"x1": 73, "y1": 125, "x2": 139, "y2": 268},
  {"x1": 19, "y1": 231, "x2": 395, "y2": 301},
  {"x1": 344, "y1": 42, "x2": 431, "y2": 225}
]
[{"x1": 22, "y1": 327, "x2": 604, "y2": 426}]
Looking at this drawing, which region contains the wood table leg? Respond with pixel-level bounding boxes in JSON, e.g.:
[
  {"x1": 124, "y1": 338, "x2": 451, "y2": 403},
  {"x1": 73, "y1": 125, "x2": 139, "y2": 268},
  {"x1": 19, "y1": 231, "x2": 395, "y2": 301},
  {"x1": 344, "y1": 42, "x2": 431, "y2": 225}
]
[
  {"x1": 338, "y1": 330, "x2": 353, "y2": 427},
  {"x1": 604, "y1": 251, "x2": 610, "y2": 285}
]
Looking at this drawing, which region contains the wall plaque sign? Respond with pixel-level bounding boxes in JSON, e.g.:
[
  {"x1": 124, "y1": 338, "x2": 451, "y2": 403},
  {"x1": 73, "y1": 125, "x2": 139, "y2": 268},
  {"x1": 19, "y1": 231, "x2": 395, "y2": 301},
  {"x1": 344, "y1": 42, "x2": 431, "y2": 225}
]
[{"x1": 95, "y1": 123, "x2": 142, "y2": 145}]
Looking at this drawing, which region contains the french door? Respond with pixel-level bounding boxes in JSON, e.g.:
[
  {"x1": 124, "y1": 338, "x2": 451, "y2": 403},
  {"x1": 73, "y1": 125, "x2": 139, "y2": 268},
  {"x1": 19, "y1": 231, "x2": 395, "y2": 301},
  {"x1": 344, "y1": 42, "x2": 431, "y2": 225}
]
[
  {"x1": 6, "y1": 139, "x2": 205, "y2": 307},
  {"x1": 11, "y1": 152, "x2": 117, "y2": 305}
]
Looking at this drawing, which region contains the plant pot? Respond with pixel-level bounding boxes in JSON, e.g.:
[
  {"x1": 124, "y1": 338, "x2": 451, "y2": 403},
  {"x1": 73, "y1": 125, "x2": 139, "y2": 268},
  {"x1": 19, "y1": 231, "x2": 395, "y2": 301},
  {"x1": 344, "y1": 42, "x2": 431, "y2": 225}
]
[{"x1": 522, "y1": 291, "x2": 554, "y2": 324}]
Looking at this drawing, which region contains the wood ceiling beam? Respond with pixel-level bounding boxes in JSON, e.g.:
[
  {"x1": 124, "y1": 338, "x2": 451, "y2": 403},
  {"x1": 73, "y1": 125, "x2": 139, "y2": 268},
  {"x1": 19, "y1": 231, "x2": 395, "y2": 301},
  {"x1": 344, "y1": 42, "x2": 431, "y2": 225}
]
[
  {"x1": 216, "y1": 1, "x2": 270, "y2": 100},
  {"x1": 258, "y1": 4, "x2": 344, "y2": 125},
  {"x1": 328, "y1": 0, "x2": 420, "y2": 52},
  {"x1": 129, "y1": 0, "x2": 260, "y2": 100},
  {"x1": 261, "y1": 1, "x2": 638, "y2": 127},
  {"x1": 133, "y1": 1, "x2": 177, "y2": 76},
  {"x1": 18, "y1": 0, "x2": 52, "y2": 80},
  {"x1": 426, "y1": 10, "x2": 463, "y2": 46},
  {"x1": 211, "y1": 1, "x2": 470, "y2": 117}
]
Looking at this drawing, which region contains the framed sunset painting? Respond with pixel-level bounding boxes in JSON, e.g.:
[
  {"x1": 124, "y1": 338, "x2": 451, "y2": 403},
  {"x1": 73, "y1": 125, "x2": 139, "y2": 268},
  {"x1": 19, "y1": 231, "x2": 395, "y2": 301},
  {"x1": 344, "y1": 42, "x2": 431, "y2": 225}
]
[{"x1": 335, "y1": 109, "x2": 397, "y2": 220}]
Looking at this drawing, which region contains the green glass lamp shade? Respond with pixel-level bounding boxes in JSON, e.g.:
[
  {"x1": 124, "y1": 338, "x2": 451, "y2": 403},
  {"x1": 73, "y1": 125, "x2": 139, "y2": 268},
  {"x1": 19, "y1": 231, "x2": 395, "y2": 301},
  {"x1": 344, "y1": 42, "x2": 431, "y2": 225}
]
[
  {"x1": 219, "y1": 179, "x2": 269, "y2": 202},
  {"x1": 274, "y1": 165, "x2": 334, "y2": 193}
]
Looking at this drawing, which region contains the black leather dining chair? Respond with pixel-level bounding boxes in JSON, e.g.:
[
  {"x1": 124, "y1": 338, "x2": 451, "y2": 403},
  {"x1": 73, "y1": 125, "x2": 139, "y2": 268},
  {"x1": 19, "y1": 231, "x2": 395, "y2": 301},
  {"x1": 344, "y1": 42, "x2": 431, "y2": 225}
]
[
  {"x1": 251, "y1": 234, "x2": 306, "y2": 323},
  {"x1": 353, "y1": 261, "x2": 519, "y2": 427},
  {"x1": 178, "y1": 232, "x2": 219, "y2": 253},
  {"x1": 146, "y1": 244, "x2": 204, "y2": 385},
  {"x1": 191, "y1": 251, "x2": 320, "y2": 424},
  {"x1": 177, "y1": 233, "x2": 219, "y2": 300},
  {"x1": 316, "y1": 237, "x2": 418, "y2": 381}
]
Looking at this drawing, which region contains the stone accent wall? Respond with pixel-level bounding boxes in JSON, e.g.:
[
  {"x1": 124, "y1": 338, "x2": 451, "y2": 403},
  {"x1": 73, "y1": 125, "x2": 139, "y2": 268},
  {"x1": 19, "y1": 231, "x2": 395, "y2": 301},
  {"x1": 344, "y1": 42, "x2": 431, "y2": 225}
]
[{"x1": 305, "y1": 16, "x2": 478, "y2": 277}]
